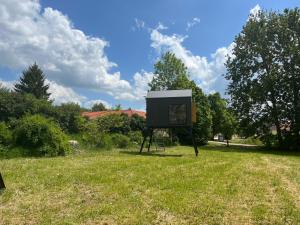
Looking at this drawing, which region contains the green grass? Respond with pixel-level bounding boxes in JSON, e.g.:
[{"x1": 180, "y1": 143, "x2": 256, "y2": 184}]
[
  {"x1": 230, "y1": 137, "x2": 263, "y2": 146},
  {"x1": 1, "y1": 145, "x2": 300, "y2": 224}
]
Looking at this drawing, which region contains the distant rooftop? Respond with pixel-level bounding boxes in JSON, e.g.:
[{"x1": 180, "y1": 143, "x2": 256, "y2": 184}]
[
  {"x1": 82, "y1": 109, "x2": 146, "y2": 120},
  {"x1": 146, "y1": 89, "x2": 192, "y2": 98}
]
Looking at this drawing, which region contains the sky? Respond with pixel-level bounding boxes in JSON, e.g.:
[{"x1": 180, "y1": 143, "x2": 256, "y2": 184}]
[{"x1": 0, "y1": 0, "x2": 299, "y2": 110}]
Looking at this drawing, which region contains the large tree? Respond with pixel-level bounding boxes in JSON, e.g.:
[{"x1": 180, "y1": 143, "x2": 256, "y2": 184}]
[
  {"x1": 91, "y1": 102, "x2": 107, "y2": 112},
  {"x1": 225, "y1": 8, "x2": 300, "y2": 149},
  {"x1": 149, "y1": 52, "x2": 212, "y2": 144},
  {"x1": 14, "y1": 63, "x2": 50, "y2": 100}
]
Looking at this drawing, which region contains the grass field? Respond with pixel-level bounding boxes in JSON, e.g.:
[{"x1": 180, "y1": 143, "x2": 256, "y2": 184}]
[{"x1": 1, "y1": 144, "x2": 300, "y2": 225}]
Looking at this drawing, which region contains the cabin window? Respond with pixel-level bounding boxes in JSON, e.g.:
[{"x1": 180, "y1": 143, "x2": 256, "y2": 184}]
[{"x1": 169, "y1": 104, "x2": 187, "y2": 125}]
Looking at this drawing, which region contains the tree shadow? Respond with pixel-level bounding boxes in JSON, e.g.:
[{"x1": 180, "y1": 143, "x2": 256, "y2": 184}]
[
  {"x1": 119, "y1": 151, "x2": 183, "y2": 157},
  {"x1": 203, "y1": 144, "x2": 300, "y2": 157}
]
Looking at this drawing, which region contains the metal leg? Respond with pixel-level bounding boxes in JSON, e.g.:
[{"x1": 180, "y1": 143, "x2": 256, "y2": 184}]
[
  {"x1": 0, "y1": 173, "x2": 5, "y2": 190},
  {"x1": 139, "y1": 135, "x2": 147, "y2": 153},
  {"x1": 147, "y1": 129, "x2": 154, "y2": 152}
]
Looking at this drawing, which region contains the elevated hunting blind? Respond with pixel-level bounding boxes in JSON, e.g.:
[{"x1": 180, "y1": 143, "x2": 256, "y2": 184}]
[{"x1": 140, "y1": 89, "x2": 198, "y2": 156}]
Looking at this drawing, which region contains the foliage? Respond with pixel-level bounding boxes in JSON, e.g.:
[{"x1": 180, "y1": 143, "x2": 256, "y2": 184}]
[
  {"x1": 225, "y1": 8, "x2": 300, "y2": 149},
  {"x1": 208, "y1": 93, "x2": 237, "y2": 141},
  {"x1": 91, "y1": 102, "x2": 107, "y2": 111},
  {"x1": 113, "y1": 104, "x2": 122, "y2": 111},
  {"x1": 13, "y1": 115, "x2": 70, "y2": 156},
  {"x1": 127, "y1": 131, "x2": 143, "y2": 145},
  {"x1": 56, "y1": 103, "x2": 84, "y2": 133},
  {"x1": 130, "y1": 114, "x2": 146, "y2": 131},
  {"x1": 14, "y1": 63, "x2": 50, "y2": 100},
  {"x1": 80, "y1": 120, "x2": 113, "y2": 150},
  {"x1": 0, "y1": 122, "x2": 12, "y2": 145},
  {"x1": 111, "y1": 133, "x2": 131, "y2": 148},
  {"x1": 96, "y1": 114, "x2": 131, "y2": 134},
  {"x1": 149, "y1": 52, "x2": 191, "y2": 91},
  {"x1": 0, "y1": 92, "x2": 56, "y2": 122},
  {"x1": 149, "y1": 51, "x2": 212, "y2": 144}
]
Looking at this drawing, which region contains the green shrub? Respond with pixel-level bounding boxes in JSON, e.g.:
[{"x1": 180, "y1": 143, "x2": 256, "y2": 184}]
[
  {"x1": 128, "y1": 131, "x2": 143, "y2": 145},
  {"x1": 97, "y1": 134, "x2": 113, "y2": 150},
  {"x1": 111, "y1": 133, "x2": 131, "y2": 148},
  {"x1": 13, "y1": 115, "x2": 70, "y2": 156},
  {"x1": 96, "y1": 114, "x2": 131, "y2": 134},
  {"x1": 0, "y1": 122, "x2": 12, "y2": 145}
]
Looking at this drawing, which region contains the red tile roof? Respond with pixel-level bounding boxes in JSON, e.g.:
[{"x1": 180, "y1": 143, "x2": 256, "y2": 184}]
[{"x1": 82, "y1": 109, "x2": 146, "y2": 120}]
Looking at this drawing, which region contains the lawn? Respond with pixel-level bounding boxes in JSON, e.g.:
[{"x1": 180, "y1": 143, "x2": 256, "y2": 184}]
[{"x1": 1, "y1": 145, "x2": 300, "y2": 225}]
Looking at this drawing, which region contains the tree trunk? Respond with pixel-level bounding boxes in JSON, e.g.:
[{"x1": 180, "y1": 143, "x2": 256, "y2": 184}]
[{"x1": 226, "y1": 139, "x2": 229, "y2": 147}]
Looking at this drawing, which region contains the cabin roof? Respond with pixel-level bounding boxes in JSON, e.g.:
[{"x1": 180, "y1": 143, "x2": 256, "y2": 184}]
[{"x1": 146, "y1": 89, "x2": 192, "y2": 98}]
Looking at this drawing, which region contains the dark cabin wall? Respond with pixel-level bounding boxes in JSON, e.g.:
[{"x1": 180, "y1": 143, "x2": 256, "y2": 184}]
[{"x1": 146, "y1": 97, "x2": 192, "y2": 128}]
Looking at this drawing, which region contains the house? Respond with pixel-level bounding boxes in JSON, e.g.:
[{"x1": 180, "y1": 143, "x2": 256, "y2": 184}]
[{"x1": 82, "y1": 109, "x2": 146, "y2": 120}]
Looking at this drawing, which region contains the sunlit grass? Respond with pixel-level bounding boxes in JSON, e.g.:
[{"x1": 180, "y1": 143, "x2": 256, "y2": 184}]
[{"x1": 1, "y1": 145, "x2": 300, "y2": 224}]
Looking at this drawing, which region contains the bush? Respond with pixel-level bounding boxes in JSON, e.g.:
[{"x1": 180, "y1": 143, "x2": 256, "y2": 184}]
[
  {"x1": 13, "y1": 115, "x2": 70, "y2": 156},
  {"x1": 0, "y1": 122, "x2": 12, "y2": 145},
  {"x1": 96, "y1": 114, "x2": 131, "y2": 134},
  {"x1": 111, "y1": 133, "x2": 131, "y2": 148},
  {"x1": 128, "y1": 131, "x2": 143, "y2": 145}
]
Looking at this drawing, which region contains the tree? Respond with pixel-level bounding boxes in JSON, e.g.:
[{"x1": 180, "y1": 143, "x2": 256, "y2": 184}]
[
  {"x1": 56, "y1": 103, "x2": 83, "y2": 133},
  {"x1": 149, "y1": 52, "x2": 191, "y2": 91},
  {"x1": 91, "y1": 102, "x2": 107, "y2": 111},
  {"x1": 114, "y1": 104, "x2": 122, "y2": 111},
  {"x1": 225, "y1": 8, "x2": 300, "y2": 149},
  {"x1": 14, "y1": 63, "x2": 50, "y2": 100},
  {"x1": 208, "y1": 93, "x2": 227, "y2": 138},
  {"x1": 149, "y1": 51, "x2": 212, "y2": 144}
]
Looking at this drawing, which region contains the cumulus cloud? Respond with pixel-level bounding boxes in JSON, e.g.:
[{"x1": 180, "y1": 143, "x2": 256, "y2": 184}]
[
  {"x1": 186, "y1": 17, "x2": 200, "y2": 31},
  {"x1": 132, "y1": 71, "x2": 154, "y2": 99},
  {"x1": 0, "y1": 78, "x2": 87, "y2": 105},
  {"x1": 0, "y1": 79, "x2": 14, "y2": 90},
  {"x1": 46, "y1": 80, "x2": 86, "y2": 105},
  {"x1": 150, "y1": 28, "x2": 234, "y2": 93},
  {"x1": 0, "y1": 0, "x2": 132, "y2": 99}
]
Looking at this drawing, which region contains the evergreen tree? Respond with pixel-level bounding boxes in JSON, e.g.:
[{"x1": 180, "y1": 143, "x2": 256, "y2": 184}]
[{"x1": 14, "y1": 63, "x2": 50, "y2": 100}]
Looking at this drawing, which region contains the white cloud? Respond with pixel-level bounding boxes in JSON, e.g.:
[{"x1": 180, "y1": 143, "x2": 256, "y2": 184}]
[
  {"x1": 0, "y1": 78, "x2": 87, "y2": 105},
  {"x1": 155, "y1": 22, "x2": 168, "y2": 31},
  {"x1": 186, "y1": 17, "x2": 200, "y2": 31},
  {"x1": 46, "y1": 80, "x2": 86, "y2": 105},
  {"x1": 132, "y1": 18, "x2": 146, "y2": 31},
  {"x1": 0, "y1": 0, "x2": 132, "y2": 99},
  {"x1": 249, "y1": 4, "x2": 261, "y2": 21},
  {"x1": 83, "y1": 99, "x2": 111, "y2": 109},
  {"x1": 132, "y1": 71, "x2": 154, "y2": 99},
  {"x1": 0, "y1": 79, "x2": 14, "y2": 90},
  {"x1": 150, "y1": 28, "x2": 234, "y2": 93}
]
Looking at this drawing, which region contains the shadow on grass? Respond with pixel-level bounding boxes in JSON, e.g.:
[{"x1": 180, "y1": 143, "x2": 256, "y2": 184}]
[
  {"x1": 203, "y1": 144, "x2": 300, "y2": 157},
  {"x1": 119, "y1": 151, "x2": 183, "y2": 157}
]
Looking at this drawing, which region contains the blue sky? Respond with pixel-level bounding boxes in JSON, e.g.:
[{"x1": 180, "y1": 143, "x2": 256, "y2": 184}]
[{"x1": 0, "y1": 0, "x2": 299, "y2": 110}]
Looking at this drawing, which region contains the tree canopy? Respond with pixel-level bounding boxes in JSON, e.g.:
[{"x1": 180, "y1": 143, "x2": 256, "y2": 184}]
[
  {"x1": 14, "y1": 63, "x2": 50, "y2": 100},
  {"x1": 225, "y1": 8, "x2": 300, "y2": 149},
  {"x1": 91, "y1": 102, "x2": 107, "y2": 111},
  {"x1": 149, "y1": 51, "x2": 212, "y2": 144}
]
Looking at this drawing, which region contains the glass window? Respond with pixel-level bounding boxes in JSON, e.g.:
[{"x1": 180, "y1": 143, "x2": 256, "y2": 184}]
[{"x1": 169, "y1": 104, "x2": 187, "y2": 125}]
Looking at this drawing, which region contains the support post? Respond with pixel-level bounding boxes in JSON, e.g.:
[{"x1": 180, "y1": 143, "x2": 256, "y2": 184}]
[
  {"x1": 0, "y1": 173, "x2": 5, "y2": 190},
  {"x1": 139, "y1": 133, "x2": 148, "y2": 153},
  {"x1": 147, "y1": 129, "x2": 154, "y2": 152}
]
